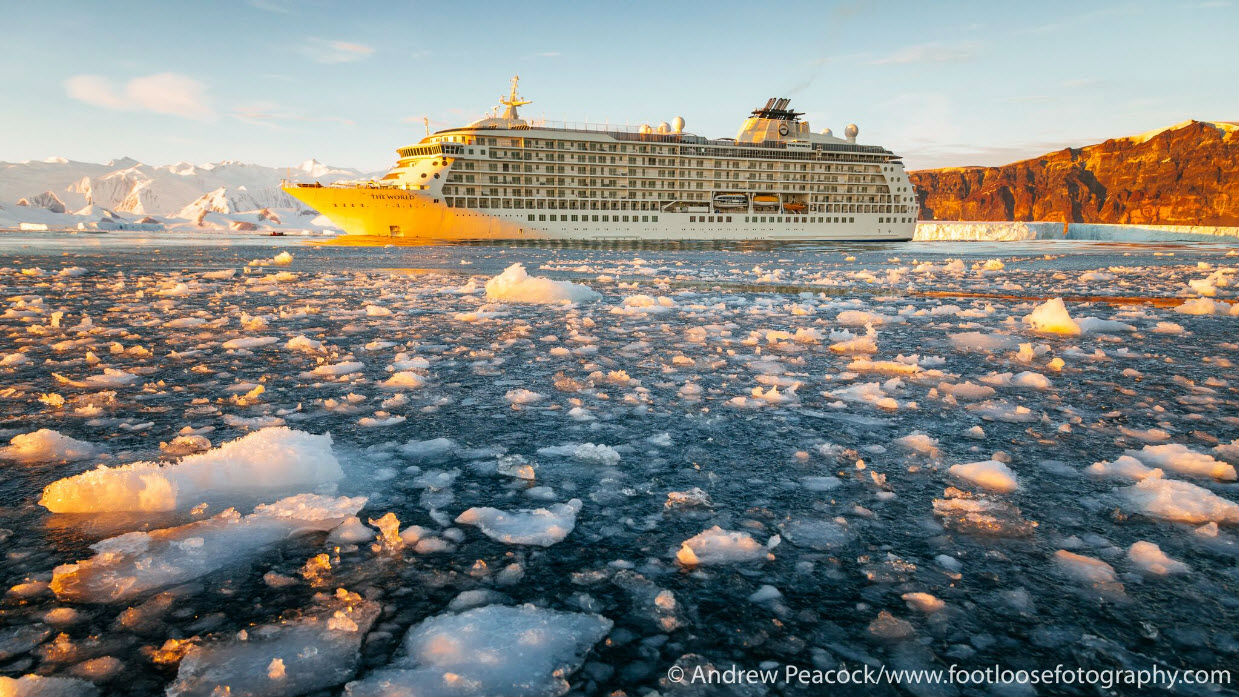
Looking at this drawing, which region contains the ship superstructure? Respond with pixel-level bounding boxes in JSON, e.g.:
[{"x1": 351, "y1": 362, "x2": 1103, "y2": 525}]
[{"x1": 284, "y1": 77, "x2": 918, "y2": 241}]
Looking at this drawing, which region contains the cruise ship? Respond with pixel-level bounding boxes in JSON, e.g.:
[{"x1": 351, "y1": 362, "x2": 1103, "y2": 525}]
[{"x1": 283, "y1": 77, "x2": 918, "y2": 242}]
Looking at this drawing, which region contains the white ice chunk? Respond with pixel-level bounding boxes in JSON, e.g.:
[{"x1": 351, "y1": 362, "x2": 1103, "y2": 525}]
[
  {"x1": 676, "y1": 526, "x2": 774, "y2": 566},
  {"x1": 40, "y1": 427, "x2": 342, "y2": 513},
  {"x1": 0, "y1": 675, "x2": 98, "y2": 697},
  {"x1": 1126, "y1": 541, "x2": 1190, "y2": 576},
  {"x1": 949, "y1": 460, "x2": 1019, "y2": 493},
  {"x1": 0, "y1": 429, "x2": 100, "y2": 464},
  {"x1": 455, "y1": 499, "x2": 583, "y2": 546},
  {"x1": 51, "y1": 494, "x2": 366, "y2": 603},
  {"x1": 343, "y1": 604, "x2": 611, "y2": 697},
  {"x1": 1053, "y1": 550, "x2": 1124, "y2": 595},
  {"x1": 1121, "y1": 478, "x2": 1239, "y2": 524},
  {"x1": 1128, "y1": 444, "x2": 1236, "y2": 481},
  {"x1": 1024, "y1": 298, "x2": 1081, "y2": 335},
  {"x1": 484, "y1": 263, "x2": 600, "y2": 304}
]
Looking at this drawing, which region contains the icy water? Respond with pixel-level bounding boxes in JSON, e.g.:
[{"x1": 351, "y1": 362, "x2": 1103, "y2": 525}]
[{"x1": 1, "y1": 232, "x2": 1237, "y2": 696}]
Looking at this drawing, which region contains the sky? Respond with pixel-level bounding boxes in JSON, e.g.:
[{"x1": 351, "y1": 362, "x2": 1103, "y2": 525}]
[{"x1": 0, "y1": 0, "x2": 1234, "y2": 171}]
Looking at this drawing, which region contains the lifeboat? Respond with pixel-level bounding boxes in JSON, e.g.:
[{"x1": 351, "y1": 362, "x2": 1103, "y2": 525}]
[
  {"x1": 713, "y1": 193, "x2": 748, "y2": 208},
  {"x1": 782, "y1": 202, "x2": 807, "y2": 212},
  {"x1": 753, "y1": 194, "x2": 778, "y2": 203}
]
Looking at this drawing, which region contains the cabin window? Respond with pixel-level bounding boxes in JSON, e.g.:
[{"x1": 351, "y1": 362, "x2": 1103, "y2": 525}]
[{"x1": 689, "y1": 216, "x2": 696, "y2": 223}]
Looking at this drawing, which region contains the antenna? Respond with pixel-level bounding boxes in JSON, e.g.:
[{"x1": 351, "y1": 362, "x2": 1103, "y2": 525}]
[{"x1": 423, "y1": 116, "x2": 430, "y2": 137}]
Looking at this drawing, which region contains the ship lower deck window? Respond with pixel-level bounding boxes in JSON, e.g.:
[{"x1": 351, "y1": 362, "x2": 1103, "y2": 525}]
[
  {"x1": 726, "y1": 216, "x2": 732, "y2": 222},
  {"x1": 689, "y1": 216, "x2": 696, "y2": 223},
  {"x1": 653, "y1": 216, "x2": 658, "y2": 222},
  {"x1": 539, "y1": 214, "x2": 546, "y2": 221},
  {"x1": 527, "y1": 214, "x2": 535, "y2": 221}
]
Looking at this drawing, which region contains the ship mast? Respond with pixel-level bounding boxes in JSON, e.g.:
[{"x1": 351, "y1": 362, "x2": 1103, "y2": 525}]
[{"x1": 498, "y1": 75, "x2": 531, "y2": 120}]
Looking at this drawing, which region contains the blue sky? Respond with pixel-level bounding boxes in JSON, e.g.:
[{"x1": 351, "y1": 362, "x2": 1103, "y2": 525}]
[{"x1": 0, "y1": 0, "x2": 1234, "y2": 171}]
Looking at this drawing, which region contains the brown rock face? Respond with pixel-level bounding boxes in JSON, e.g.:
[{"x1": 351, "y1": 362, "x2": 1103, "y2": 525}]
[{"x1": 910, "y1": 121, "x2": 1238, "y2": 226}]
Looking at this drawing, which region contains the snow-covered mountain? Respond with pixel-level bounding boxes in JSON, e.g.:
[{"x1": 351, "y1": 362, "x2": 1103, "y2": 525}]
[{"x1": 0, "y1": 156, "x2": 381, "y2": 232}]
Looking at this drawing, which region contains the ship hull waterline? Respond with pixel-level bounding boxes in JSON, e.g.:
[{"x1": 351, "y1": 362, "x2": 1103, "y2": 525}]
[{"x1": 284, "y1": 185, "x2": 915, "y2": 243}]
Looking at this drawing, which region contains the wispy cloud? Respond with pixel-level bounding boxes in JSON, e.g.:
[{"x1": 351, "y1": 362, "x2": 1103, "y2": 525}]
[
  {"x1": 65, "y1": 73, "x2": 214, "y2": 120},
  {"x1": 248, "y1": 0, "x2": 292, "y2": 13},
  {"x1": 534, "y1": 51, "x2": 561, "y2": 57},
  {"x1": 232, "y1": 102, "x2": 355, "y2": 128},
  {"x1": 304, "y1": 38, "x2": 375, "y2": 64},
  {"x1": 871, "y1": 41, "x2": 982, "y2": 65}
]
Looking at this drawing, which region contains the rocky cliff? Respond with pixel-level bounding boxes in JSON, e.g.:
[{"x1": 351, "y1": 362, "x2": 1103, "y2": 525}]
[{"x1": 910, "y1": 120, "x2": 1238, "y2": 226}]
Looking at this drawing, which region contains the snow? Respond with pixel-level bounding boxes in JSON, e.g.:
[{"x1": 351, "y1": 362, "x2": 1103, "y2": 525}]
[
  {"x1": 168, "y1": 589, "x2": 379, "y2": 697},
  {"x1": 949, "y1": 460, "x2": 1019, "y2": 493},
  {"x1": 50, "y1": 494, "x2": 365, "y2": 603},
  {"x1": 1121, "y1": 478, "x2": 1239, "y2": 524},
  {"x1": 455, "y1": 499, "x2": 582, "y2": 546},
  {"x1": 1024, "y1": 298, "x2": 1081, "y2": 335},
  {"x1": 537, "y1": 443, "x2": 621, "y2": 465},
  {"x1": 484, "y1": 263, "x2": 600, "y2": 304},
  {"x1": 0, "y1": 429, "x2": 99, "y2": 464},
  {"x1": 1126, "y1": 541, "x2": 1189, "y2": 575},
  {"x1": 40, "y1": 427, "x2": 342, "y2": 513},
  {"x1": 676, "y1": 526, "x2": 775, "y2": 566},
  {"x1": 343, "y1": 604, "x2": 612, "y2": 697}
]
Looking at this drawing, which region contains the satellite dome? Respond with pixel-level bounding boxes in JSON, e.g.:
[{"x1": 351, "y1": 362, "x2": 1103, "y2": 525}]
[
  {"x1": 657, "y1": 121, "x2": 671, "y2": 134},
  {"x1": 844, "y1": 123, "x2": 859, "y2": 139},
  {"x1": 671, "y1": 116, "x2": 685, "y2": 133},
  {"x1": 820, "y1": 128, "x2": 833, "y2": 137},
  {"x1": 639, "y1": 123, "x2": 653, "y2": 134}
]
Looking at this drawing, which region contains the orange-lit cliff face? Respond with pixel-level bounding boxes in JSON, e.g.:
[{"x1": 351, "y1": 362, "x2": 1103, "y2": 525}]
[{"x1": 909, "y1": 120, "x2": 1238, "y2": 226}]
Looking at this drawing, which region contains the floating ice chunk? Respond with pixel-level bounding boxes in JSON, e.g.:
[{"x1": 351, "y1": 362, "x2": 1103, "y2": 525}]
[
  {"x1": 1151, "y1": 321, "x2": 1185, "y2": 334},
  {"x1": 948, "y1": 332, "x2": 1017, "y2": 352},
  {"x1": 664, "y1": 488, "x2": 712, "y2": 510},
  {"x1": 781, "y1": 518, "x2": 850, "y2": 550},
  {"x1": 221, "y1": 336, "x2": 278, "y2": 350},
  {"x1": 801, "y1": 476, "x2": 842, "y2": 492},
  {"x1": 894, "y1": 433, "x2": 940, "y2": 457},
  {"x1": 1053, "y1": 550, "x2": 1124, "y2": 595},
  {"x1": 612, "y1": 294, "x2": 676, "y2": 314},
  {"x1": 381, "y1": 372, "x2": 425, "y2": 389},
  {"x1": 40, "y1": 427, "x2": 342, "y2": 513},
  {"x1": 365, "y1": 304, "x2": 392, "y2": 317},
  {"x1": 933, "y1": 490, "x2": 1036, "y2": 537},
  {"x1": 829, "y1": 327, "x2": 877, "y2": 354},
  {"x1": 399, "y1": 437, "x2": 458, "y2": 463},
  {"x1": 311, "y1": 361, "x2": 364, "y2": 377},
  {"x1": 1216, "y1": 439, "x2": 1239, "y2": 465},
  {"x1": 51, "y1": 494, "x2": 366, "y2": 603},
  {"x1": 0, "y1": 429, "x2": 100, "y2": 464},
  {"x1": 979, "y1": 371, "x2": 1051, "y2": 390},
  {"x1": 1127, "y1": 444, "x2": 1236, "y2": 481},
  {"x1": 966, "y1": 400, "x2": 1038, "y2": 423},
  {"x1": 867, "y1": 611, "x2": 915, "y2": 640},
  {"x1": 0, "y1": 675, "x2": 99, "y2": 697},
  {"x1": 272, "y1": 251, "x2": 293, "y2": 265},
  {"x1": 536, "y1": 443, "x2": 621, "y2": 466},
  {"x1": 902, "y1": 592, "x2": 945, "y2": 613},
  {"x1": 949, "y1": 460, "x2": 1019, "y2": 493},
  {"x1": 484, "y1": 263, "x2": 600, "y2": 304},
  {"x1": 286, "y1": 335, "x2": 324, "y2": 353},
  {"x1": 676, "y1": 526, "x2": 774, "y2": 566},
  {"x1": 1120, "y1": 478, "x2": 1239, "y2": 524},
  {"x1": 1085, "y1": 455, "x2": 1162, "y2": 481},
  {"x1": 748, "y1": 584, "x2": 782, "y2": 604},
  {"x1": 1024, "y1": 298, "x2": 1081, "y2": 335},
  {"x1": 505, "y1": 388, "x2": 544, "y2": 405},
  {"x1": 343, "y1": 604, "x2": 611, "y2": 697},
  {"x1": 1175, "y1": 297, "x2": 1227, "y2": 315},
  {"x1": 836, "y1": 309, "x2": 901, "y2": 326},
  {"x1": 1127, "y1": 541, "x2": 1189, "y2": 576},
  {"x1": 1077, "y1": 317, "x2": 1135, "y2": 333},
  {"x1": 455, "y1": 499, "x2": 582, "y2": 546},
  {"x1": 168, "y1": 589, "x2": 378, "y2": 697}
]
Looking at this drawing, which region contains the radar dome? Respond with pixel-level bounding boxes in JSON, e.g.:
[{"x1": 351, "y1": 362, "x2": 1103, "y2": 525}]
[
  {"x1": 820, "y1": 128, "x2": 833, "y2": 137},
  {"x1": 657, "y1": 121, "x2": 671, "y2": 134},
  {"x1": 672, "y1": 116, "x2": 685, "y2": 133},
  {"x1": 844, "y1": 123, "x2": 859, "y2": 140},
  {"x1": 639, "y1": 123, "x2": 652, "y2": 134}
]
